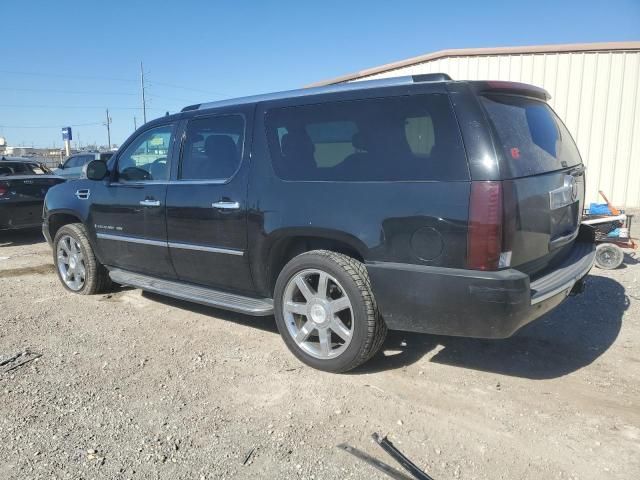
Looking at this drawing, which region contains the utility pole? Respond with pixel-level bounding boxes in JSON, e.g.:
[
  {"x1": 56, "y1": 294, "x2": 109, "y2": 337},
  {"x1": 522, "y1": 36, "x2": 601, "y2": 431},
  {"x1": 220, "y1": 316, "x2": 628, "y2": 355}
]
[
  {"x1": 105, "y1": 109, "x2": 112, "y2": 149},
  {"x1": 134, "y1": 116, "x2": 137, "y2": 131},
  {"x1": 140, "y1": 61, "x2": 147, "y2": 124}
]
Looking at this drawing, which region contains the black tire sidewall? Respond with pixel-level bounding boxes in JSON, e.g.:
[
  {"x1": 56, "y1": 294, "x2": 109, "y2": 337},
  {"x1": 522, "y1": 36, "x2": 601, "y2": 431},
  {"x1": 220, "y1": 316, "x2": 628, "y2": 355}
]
[{"x1": 274, "y1": 252, "x2": 373, "y2": 373}]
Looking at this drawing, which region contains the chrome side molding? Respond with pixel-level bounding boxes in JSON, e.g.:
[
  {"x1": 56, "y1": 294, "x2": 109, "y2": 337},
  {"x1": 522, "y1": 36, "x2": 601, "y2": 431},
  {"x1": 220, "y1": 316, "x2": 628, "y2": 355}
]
[{"x1": 96, "y1": 232, "x2": 244, "y2": 256}]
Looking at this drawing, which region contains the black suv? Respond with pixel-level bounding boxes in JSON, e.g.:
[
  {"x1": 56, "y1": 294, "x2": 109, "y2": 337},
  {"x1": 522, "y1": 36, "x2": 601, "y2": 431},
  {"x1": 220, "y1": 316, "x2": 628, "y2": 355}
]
[{"x1": 43, "y1": 74, "x2": 595, "y2": 372}]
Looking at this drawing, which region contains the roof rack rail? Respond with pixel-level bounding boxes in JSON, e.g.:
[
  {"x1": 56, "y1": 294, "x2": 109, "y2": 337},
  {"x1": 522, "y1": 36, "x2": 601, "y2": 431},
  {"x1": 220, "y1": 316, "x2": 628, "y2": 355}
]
[
  {"x1": 184, "y1": 74, "x2": 453, "y2": 112},
  {"x1": 412, "y1": 73, "x2": 452, "y2": 82}
]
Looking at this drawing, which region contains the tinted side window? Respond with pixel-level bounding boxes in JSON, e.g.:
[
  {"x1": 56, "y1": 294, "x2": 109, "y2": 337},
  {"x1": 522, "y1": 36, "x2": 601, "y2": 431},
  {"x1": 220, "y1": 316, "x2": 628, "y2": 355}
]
[
  {"x1": 265, "y1": 94, "x2": 468, "y2": 181},
  {"x1": 480, "y1": 95, "x2": 582, "y2": 177},
  {"x1": 80, "y1": 154, "x2": 95, "y2": 165},
  {"x1": 117, "y1": 125, "x2": 173, "y2": 181},
  {"x1": 64, "y1": 156, "x2": 82, "y2": 169},
  {"x1": 0, "y1": 162, "x2": 45, "y2": 176},
  {"x1": 180, "y1": 115, "x2": 245, "y2": 181}
]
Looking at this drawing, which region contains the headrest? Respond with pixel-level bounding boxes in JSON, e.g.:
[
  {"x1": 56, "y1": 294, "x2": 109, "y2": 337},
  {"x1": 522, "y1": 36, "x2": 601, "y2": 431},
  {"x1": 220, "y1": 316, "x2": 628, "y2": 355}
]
[
  {"x1": 281, "y1": 132, "x2": 315, "y2": 157},
  {"x1": 205, "y1": 135, "x2": 237, "y2": 160},
  {"x1": 351, "y1": 132, "x2": 368, "y2": 151}
]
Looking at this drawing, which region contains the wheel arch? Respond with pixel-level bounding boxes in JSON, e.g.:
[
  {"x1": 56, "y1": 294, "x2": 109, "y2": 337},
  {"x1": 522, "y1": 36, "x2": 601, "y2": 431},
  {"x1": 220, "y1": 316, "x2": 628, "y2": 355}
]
[
  {"x1": 47, "y1": 210, "x2": 85, "y2": 241},
  {"x1": 261, "y1": 228, "x2": 369, "y2": 295}
]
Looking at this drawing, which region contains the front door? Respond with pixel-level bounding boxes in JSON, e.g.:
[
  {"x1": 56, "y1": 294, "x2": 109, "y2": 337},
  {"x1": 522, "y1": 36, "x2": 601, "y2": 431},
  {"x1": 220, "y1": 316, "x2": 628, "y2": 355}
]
[
  {"x1": 90, "y1": 123, "x2": 176, "y2": 279},
  {"x1": 166, "y1": 112, "x2": 254, "y2": 293}
]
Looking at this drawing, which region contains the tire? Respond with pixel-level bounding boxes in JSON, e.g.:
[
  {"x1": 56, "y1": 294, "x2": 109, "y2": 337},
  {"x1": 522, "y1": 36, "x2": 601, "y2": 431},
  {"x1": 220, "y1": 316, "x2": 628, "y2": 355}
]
[
  {"x1": 274, "y1": 250, "x2": 387, "y2": 373},
  {"x1": 595, "y1": 243, "x2": 624, "y2": 270},
  {"x1": 53, "y1": 223, "x2": 112, "y2": 294}
]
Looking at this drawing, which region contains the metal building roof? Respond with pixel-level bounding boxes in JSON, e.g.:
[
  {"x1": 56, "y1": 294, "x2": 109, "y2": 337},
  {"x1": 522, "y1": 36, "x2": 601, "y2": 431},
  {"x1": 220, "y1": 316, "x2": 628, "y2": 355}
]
[{"x1": 308, "y1": 41, "x2": 640, "y2": 87}]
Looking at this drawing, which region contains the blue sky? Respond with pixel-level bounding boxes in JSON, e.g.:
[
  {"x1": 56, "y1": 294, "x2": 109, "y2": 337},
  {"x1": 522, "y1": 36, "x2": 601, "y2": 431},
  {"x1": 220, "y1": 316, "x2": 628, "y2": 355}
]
[{"x1": 2, "y1": 0, "x2": 639, "y2": 148}]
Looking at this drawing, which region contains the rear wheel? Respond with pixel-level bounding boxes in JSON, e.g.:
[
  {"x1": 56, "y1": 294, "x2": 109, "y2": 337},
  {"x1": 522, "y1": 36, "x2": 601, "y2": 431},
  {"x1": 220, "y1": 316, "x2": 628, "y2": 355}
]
[
  {"x1": 53, "y1": 223, "x2": 112, "y2": 294},
  {"x1": 595, "y1": 243, "x2": 624, "y2": 270},
  {"x1": 274, "y1": 250, "x2": 387, "y2": 373}
]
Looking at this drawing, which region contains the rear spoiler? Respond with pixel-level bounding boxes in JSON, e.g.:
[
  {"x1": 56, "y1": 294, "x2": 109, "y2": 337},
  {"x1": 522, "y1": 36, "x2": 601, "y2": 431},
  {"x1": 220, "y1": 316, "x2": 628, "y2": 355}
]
[{"x1": 469, "y1": 80, "x2": 551, "y2": 101}]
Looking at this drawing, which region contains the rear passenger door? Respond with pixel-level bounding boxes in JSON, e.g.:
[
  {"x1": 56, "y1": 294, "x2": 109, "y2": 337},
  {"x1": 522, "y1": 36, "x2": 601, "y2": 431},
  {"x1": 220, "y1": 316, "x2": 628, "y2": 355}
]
[{"x1": 166, "y1": 109, "x2": 255, "y2": 294}]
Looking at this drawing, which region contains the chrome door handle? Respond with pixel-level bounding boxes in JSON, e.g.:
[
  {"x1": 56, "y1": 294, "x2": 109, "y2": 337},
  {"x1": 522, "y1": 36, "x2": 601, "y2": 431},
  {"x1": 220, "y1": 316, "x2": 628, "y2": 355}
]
[
  {"x1": 75, "y1": 189, "x2": 90, "y2": 200},
  {"x1": 139, "y1": 199, "x2": 161, "y2": 207},
  {"x1": 212, "y1": 201, "x2": 240, "y2": 210}
]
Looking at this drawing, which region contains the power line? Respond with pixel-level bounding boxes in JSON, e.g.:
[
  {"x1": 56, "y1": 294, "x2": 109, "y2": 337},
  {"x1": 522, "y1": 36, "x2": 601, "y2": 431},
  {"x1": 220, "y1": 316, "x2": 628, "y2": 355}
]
[
  {"x1": 0, "y1": 122, "x2": 104, "y2": 129},
  {"x1": 0, "y1": 69, "x2": 137, "y2": 83},
  {"x1": 146, "y1": 93, "x2": 198, "y2": 103},
  {"x1": 0, "y1": 68, "x2": 228, "y2": 96},
  {"x1": 147, "y1": 80, "x2": 228, "y2": 96},
  {"x1": 0, "y1": 86, "x2": 138, "y2": 96},
  {"x1": 0, "y1": 104, "x2": 163, "y2": 110}
]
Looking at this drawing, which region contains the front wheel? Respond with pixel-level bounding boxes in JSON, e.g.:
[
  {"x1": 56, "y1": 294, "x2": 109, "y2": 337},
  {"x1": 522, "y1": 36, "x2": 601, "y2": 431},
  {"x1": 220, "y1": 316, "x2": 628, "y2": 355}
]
[
  {"x1": 53, "y1": 223, "x2": 112, "y2": 294},
  {"x1": 274, "y1": 250, "x2": 387, "y2": 373}
]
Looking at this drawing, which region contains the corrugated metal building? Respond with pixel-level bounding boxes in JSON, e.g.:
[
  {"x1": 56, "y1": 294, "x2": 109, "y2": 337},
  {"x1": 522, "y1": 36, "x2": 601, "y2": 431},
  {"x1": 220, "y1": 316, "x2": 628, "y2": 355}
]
[{"x1": 310, "y1": 42, "x2": 640, "y2": 207}]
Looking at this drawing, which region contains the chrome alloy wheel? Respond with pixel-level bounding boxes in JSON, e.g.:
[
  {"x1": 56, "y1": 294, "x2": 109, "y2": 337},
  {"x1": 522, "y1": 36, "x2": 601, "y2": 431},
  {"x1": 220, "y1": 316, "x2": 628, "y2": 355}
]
[
  {"x1": 282, "y1": 269, "x2": 354, "y2": 359},
  {"x1": 56, "y1": 235, "x2": 86, "y2": 291}
]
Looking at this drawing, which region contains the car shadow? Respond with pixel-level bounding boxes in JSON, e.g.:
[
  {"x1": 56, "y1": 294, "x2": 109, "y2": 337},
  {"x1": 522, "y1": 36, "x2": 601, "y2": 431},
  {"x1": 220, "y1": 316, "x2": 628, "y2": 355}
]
[
  {"x1": 0, "y1": 228, "x2": 45, "y2": 247},
  {"x1": 141, "y1": 291, "x2": 279, "y2": 334},
  {"x1": 353, "y1": 275, "x2": 627, "y2": 379},
  {"x1": 623, "y1": 252, "x2": 638, "y2": 265}
]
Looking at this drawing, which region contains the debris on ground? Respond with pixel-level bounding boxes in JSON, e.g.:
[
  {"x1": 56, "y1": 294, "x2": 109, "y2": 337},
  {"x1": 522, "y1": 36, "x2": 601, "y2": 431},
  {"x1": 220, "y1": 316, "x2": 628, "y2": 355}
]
[{"x1": 0, "y1": 350, "x2": 42, "y2": 374}]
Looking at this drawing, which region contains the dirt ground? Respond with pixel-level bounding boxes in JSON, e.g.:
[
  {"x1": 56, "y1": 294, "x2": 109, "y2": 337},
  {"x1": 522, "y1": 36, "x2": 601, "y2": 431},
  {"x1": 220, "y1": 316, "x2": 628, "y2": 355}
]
[{"x1": 1, "y1": 229, "x2": 639, "y2": 480}]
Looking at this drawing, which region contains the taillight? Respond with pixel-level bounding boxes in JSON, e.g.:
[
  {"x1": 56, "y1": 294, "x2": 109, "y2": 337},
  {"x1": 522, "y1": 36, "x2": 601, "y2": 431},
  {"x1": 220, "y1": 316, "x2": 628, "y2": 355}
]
[
  {"x1": 0, "y1": 183, "x2": 8, "y2": 197},
  {"x1": 467, "y1": 181, "x2": 503, "y2": 270}
]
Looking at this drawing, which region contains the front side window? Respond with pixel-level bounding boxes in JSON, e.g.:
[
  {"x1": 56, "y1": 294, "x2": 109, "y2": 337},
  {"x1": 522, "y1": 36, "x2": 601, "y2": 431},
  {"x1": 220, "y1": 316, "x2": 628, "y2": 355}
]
[
  {"x1": 180, "y1": 115, "x2": 245, "y2": 181},
  {"x1": 265, "y1": 94, "x2": 468, "y2": 181},
  {"x1": 117, "y1": 125, "x2": 173, "y2": 182}
]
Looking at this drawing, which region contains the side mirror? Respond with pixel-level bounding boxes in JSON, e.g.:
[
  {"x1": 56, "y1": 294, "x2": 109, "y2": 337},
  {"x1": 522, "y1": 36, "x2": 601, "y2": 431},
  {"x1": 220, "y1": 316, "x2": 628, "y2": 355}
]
[
  {"x1": 85, "y1": 160, "x2": 108, "y2": 181},
  {"x1": 58, "y1": 163, "x2": 64, "y2": 169}
]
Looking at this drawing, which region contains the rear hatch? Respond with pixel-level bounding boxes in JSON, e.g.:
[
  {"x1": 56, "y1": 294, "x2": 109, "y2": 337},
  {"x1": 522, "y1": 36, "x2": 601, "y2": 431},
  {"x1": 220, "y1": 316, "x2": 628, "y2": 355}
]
[{"x1": 478, "y1": 91, "x2": 585, "y2": 277}]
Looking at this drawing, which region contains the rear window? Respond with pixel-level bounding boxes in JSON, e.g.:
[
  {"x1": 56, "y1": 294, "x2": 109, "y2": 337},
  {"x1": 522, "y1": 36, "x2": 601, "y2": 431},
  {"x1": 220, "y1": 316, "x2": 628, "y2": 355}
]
[
  {"x1": 265, "y1": 94, "x2": 468, "y2": 181},
  {"x1": 0, "y1": 162, "x2": 48, "y2": 176},
  {"x1": 480, "y1": 94, "x2": 582, "y2": 177}
]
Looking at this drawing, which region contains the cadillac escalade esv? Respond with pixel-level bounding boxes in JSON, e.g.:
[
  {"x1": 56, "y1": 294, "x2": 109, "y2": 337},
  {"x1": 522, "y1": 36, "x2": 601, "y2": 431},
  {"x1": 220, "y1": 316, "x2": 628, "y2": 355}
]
[{"x1": 42, "y1": 74, "x2": 595, "y2": 372}]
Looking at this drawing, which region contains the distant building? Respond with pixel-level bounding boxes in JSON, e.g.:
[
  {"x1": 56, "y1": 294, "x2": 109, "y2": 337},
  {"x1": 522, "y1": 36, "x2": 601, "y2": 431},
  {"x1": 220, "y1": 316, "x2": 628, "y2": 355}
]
[{"x1": 311, "y1": 41, "x2": 640, "y2": 207}]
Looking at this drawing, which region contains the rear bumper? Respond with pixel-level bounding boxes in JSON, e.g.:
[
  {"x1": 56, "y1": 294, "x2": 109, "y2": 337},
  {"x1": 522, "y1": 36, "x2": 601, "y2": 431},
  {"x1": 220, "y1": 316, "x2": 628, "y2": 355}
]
[{"x1": 366, "y1": 240, "x2": 595, "y2": 338}]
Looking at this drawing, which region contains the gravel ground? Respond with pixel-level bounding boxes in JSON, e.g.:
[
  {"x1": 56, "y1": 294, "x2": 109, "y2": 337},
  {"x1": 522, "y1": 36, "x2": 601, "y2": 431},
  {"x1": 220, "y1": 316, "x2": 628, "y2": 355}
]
[{"x1": 1, "y1": 229, "x2": 639, "y2": 480}]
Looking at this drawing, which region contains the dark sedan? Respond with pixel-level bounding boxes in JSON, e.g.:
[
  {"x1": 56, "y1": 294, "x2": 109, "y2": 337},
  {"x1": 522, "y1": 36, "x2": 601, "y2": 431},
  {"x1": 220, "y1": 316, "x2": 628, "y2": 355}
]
[{"x1": 0, "y1": 157, "x2": 66, "y2": 231}]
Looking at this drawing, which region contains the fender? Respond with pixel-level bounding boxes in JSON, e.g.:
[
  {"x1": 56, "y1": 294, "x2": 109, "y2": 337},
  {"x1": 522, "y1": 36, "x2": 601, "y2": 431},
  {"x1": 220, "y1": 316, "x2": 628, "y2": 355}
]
[{"x1": 250, "y1": 226, "x2": 371, "y2": 296}]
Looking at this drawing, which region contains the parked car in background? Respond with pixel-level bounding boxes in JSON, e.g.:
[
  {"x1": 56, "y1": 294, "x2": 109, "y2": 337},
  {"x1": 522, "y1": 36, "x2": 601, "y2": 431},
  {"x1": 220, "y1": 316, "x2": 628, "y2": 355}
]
[
  {"x1": 0, "y1": 157, "x2": 66, "y2": 231},
  {"x1": 53, "y1": 152, "x2": 114, "y2": 179},
  {"x1": 42, "y1": 75, "x2": 595, "y2": 372}
]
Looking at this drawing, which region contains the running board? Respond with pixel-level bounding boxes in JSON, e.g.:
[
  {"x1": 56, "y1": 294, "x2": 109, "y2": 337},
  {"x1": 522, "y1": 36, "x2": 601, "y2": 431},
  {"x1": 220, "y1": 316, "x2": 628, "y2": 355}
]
[{"x1": 108, "y1": 269, "x2": 274, "y2": 316}]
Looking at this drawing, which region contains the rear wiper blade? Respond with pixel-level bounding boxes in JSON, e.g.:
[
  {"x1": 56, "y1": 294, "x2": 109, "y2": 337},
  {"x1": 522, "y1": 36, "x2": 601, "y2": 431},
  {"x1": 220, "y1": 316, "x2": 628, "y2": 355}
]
[
  {"x1": 372, "y1": 433, "x2": 435, "y2": 480},
  {"x1": 337, "y1": 443, "x2": 415, "y2": 480}
]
